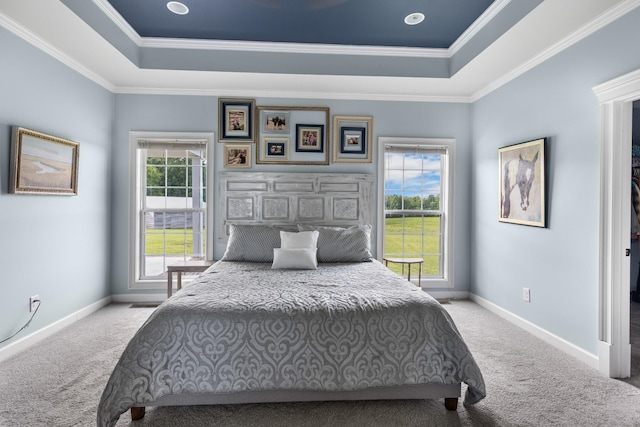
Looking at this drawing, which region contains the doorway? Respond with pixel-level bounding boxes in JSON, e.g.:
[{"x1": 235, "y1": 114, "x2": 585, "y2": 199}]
[
  {"x1": 630, "y1": 100, "x2": 640, "y2": 385},
  {"x1": 595, "y1": 68, "x2": 640, "y2": 378}
]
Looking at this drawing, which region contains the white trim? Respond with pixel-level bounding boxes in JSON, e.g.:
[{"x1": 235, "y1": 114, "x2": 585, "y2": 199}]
[
  {"x1": 113, "y1": 86, "x2": 473, "y2": 104},
  {"x1": 0, "y1": 11, "x2": 115, "y2": 92},
  {"x1": 111, "y1": 293, "x2": 166, "y2": 304},
  {"x1": 592, "y1": 68, "x2": 640, "y2": 377},
  {"x1": 0, "y1": 297, "x2": 111, "y2": 363},
  {"x1": 426, "y1": 291, "x2": 470, "y2": 301},
  {"x1": 377, "y1": 137, "x2": 455, "y2": 289},
  {"x1": 472, "y1": 0, "x2": 640, "y2": 102},
  {"x1": 470, "y1": 294, "x2": 599, "y2": 370},
  {"x1": 128, "y1": 131, "x2": 215, "y2": 289},
  {"x1": 449, "y1": 0, "x2": 510, "y2": 55}
]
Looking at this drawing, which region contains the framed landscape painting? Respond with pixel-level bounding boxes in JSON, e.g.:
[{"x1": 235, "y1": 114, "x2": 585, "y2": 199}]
[
  {"x1": 10, "y1": 127, "x2": 79, "y2": 195},
  {"x1": 498, "y1": 137, "x2": 547, "y2": 227}
]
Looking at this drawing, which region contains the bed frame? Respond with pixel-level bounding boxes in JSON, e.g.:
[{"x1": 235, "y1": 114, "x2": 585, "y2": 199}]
[
  {"x1": 130, "y1": 384, "x2": 460, "y2": 420},
  {"x1": 129, "y1": 172, "x2": 460, "y2": 420}
]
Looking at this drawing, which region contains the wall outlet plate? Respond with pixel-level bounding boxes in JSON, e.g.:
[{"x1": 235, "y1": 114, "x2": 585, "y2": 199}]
[
  {"x1": 523, "y1": 288, "x2": 531, "y2": 303},
  {"x1": 29, "y1": 295, "x2": 39, "y2": 312}
]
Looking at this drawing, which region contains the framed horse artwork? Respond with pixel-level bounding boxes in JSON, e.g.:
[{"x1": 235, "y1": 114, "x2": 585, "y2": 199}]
[{"x1": 498, "y1": 138, "x2": 547, "y2": 227}]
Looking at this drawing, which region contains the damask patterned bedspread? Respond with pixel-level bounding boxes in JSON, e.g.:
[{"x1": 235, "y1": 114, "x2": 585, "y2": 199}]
[{"x1": 97, "y1": 260, "x2": 485, "y2": 426}]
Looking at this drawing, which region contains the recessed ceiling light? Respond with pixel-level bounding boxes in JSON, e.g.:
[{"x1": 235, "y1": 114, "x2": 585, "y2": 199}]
[
  {"x1": 404, "y1": 12, "x2": 425, "y2": 26},
  {"x1": 167, "y1": 1, "x2": 189, "y2": 15}
]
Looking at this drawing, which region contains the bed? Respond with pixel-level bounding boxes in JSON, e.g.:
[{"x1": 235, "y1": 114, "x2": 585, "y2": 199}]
[{"x1": 97, "y1": 220, "x2": 485, "y2": 427}]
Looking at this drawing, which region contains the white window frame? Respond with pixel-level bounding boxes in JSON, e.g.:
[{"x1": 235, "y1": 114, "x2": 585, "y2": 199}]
[
  {"x1": 377, "y1": 137, "x2": 455, "y2": 288},
  {"x1": 129, "y1": 131, "x2": 215, "y2": 289}
]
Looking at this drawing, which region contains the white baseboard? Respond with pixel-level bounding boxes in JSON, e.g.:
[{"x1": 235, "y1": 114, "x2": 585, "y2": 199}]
[
  {"x1": 470, "y1": 293, "x2": 599, "y2": 370},
  {"x1": 111, "y1": 293, "x2": 166, "y2": 304},
  {"x1": 0, "y1": 296, "x2": 112, "y2": 363},
  {"x1": 424, "y1": 290, "x2": 470, "y2": 300}
]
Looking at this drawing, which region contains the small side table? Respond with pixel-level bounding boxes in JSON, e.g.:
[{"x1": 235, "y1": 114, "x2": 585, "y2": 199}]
[
  {"x1": 383, "y1": 257, "x2": 424, "y2": 288},
  {"x1": 167, "y1": 260, "x2": 215, "y2": 298}
]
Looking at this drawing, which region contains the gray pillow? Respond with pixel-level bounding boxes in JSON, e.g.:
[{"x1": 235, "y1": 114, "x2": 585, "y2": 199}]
[
  {"x1": 221, "y1": 224, "x2": 296, "y2": 262},
  {"x1": 297, "y1": 225, "x2": 372, "y2": 263}
]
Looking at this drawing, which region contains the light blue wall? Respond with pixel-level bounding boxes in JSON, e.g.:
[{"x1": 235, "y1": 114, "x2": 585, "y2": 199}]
[
  {"x1": 5, "y1": 5, "x2": 639, "y2": 360},
  {"x1": 111, "y1": 96, "x2": 472, "y2": 294},
  {"x1": 471, "y1": 8, "x2": 640, "y2": 354},
  {"x1": 0, "y1": 28, "x2": 113, "y2": 349}
]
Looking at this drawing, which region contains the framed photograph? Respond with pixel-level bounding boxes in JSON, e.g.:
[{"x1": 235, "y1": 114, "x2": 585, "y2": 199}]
[
  {"x1": 218, "y1": 98, "x2": 255, "y2": 142},
  {"x1": 332, "y1": 115, "x2": 373, "y2": 163},
  {"x1": 10, "y1": 127, "x2": 79, "y2": 195},
  {"x1": 296, "y1": 124, "x2": 324, "y2": 153},
  {"x1": 498, "y1": 137, "x2": 547, "y2": 227},
  {"x1": 256, "y1": 106, "x2": 330, "y2": 165},
  {"x1": 223, "y1": 144, "x2": 252, "y2": 168},
  {"x1": 261, "y1": 110, "x2": 290, "y2": 134},
  {"x1": 261, "y1": 137, "x2": 289, "y2": 163},
  {"x1": 340, "y1": 127, "x2": 366, "y2": 154}
]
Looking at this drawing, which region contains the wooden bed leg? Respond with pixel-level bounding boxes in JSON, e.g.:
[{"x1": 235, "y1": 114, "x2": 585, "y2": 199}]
[
  {"x1": 444, "y1": 397, "x2": 458, "y2": 411},
  {"x1": 131, "y1": 407, "x2": 145, "y2": 420}
]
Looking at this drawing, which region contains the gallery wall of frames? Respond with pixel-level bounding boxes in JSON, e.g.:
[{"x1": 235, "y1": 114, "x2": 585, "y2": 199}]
[{"x1": 219, "y1": 98, "x2": 373, "y2": 169}]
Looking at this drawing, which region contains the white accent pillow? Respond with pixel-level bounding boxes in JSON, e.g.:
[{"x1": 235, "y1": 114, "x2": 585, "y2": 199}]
[
  {"x1": 280, "y1": 230, "x2": 319, "y2": 249},
  {"x1": 272, "y1": 248, "x2": 318, "y2": 270}
]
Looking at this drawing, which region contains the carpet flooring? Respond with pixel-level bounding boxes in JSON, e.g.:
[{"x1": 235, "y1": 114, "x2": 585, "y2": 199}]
[{"x1": 2, "y1": 300, "x2": 640, "y2": 426}]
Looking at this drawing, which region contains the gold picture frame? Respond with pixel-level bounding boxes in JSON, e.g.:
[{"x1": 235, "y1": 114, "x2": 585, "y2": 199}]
[
  {"x1": 256, "y1": 105, "x2": 330, "y2": 165},
  {"x1": 261, "y1": 137, "x2": 289, "y2": 163},
  {"x1": 10, "y1": 127, "x2": 80, "y2": 195},
  {"x1": 223, "y1": 144, "x2": 252, "y2": 168},
  {"x1": 332, "y1": 115, "x2": 373, "y2": 163}
]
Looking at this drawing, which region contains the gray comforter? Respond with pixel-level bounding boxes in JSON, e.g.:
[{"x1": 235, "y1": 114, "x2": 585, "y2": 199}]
[{"x1": 98, "y1": 260, "x2": 485, "y2": 426}]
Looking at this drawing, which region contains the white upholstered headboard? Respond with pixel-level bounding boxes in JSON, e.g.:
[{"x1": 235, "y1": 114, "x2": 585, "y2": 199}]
[{"x1": 217, "y1": 172, "x2": 374, "y2": 242}]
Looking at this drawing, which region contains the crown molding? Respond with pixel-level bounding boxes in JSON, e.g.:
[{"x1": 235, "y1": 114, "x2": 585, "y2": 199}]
[
  {"x1": 449, "y1": 0, "x2": 511, "y2": 55},
  {"x1": 472, "y1": 0, "x2": 640, "y2": 102},
  {"x1": 139, "y1": 37, "x2": 449, "y2": 58},
  {"x1": 113, "y1": 86, "x2": 472, "y2": 104},
  {"x1": 0, "y1": 11, "x2": 115, "y2": 92}
]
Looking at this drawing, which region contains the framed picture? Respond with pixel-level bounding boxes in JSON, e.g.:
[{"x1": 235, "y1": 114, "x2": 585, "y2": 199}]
[
  {"x1": 261, "y1": 137, "x2": 289, "y2": 163},
  {"x1": 296, "y1": 124, "x2": 324, "y2": 153},
  {"x1": 332, "y1": 115, "x2": 373, "y2": 163},
  {"x1": 223, "y1": 144, "x2": 252, "y2": 168},
  {"x1": 261, "y1": 110, "x2": 290, "y2": 134},
  {"x1": 340, "y1": 127, "x2": 366, "y2": 154},
  {"x1": 10, "y1": 127, "x2": 79, "y2": 195},
  {"x1": 256, "y1": 106, "x2": 330, "y2": 165},
  {"x1": 218, "y1": 98, "x2": 255, "y2": 142},
  {"x1": 498, "y1": 137, "x2": 547, "y2": 227}
]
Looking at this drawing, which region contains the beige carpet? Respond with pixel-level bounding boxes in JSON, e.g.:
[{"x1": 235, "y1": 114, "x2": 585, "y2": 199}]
[{"x1": 2, "y1": 300, "x2": 640, "y2": 426}]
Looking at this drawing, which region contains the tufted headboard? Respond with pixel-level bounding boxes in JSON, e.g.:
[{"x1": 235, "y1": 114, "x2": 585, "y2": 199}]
[{"x1": 217, "y1": 172, "x2": 374, "y2": 242}]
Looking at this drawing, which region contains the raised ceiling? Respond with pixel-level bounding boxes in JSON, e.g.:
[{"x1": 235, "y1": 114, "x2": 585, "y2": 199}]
[
  {"x1": 105, "y1": 0, "x2": 495, "y2": 49},
  {"x1": 0, "y1": 0, "x2": 633, "y2": 101}
]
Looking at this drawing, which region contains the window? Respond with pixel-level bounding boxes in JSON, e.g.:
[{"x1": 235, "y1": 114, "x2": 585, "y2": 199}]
[
  {"x1": 130, "y1": 132, "x2": 214, "y2": 287},
  {"x1": 377, "y1": 138, "x2": 454, "y2": 287}
]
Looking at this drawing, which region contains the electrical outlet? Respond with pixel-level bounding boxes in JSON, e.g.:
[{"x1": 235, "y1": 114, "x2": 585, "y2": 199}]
[
  {"x1": 29, "y1": 295, "x2": 40, "y2": 312},
  {"x1": 523, "y1": 288, "x2": 531, "y2": 303}
]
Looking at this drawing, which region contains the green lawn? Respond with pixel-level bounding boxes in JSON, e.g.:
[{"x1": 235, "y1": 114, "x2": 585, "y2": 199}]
[
  {"x1": 145, "y1": 219, "x2": 441, "y2": 276},
  {"x1": 145, "y1": 229, "x2": 205, "y2": 256},
  {"x1": 384, "y1": 216, "x2": 441, "y2": 276}
]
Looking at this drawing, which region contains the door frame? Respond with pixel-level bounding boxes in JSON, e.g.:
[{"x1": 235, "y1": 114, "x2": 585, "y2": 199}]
[{"x1": 594, "y1": 68, "x2": 640, "y2": 377}]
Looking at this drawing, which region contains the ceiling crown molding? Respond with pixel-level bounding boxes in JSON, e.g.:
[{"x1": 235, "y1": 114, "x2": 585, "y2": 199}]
[
  {"x1": 472, "y1": 0, "x2": 640, "y2": 102},
  {"x1": 0, "y1": 10, "x2": 115, "y2": 91}
]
